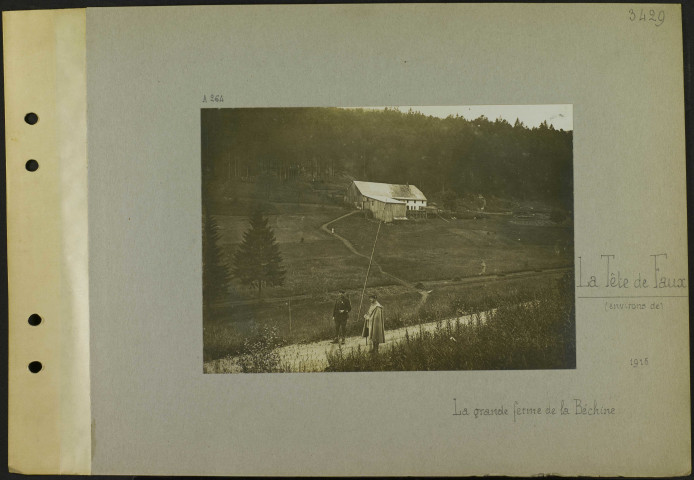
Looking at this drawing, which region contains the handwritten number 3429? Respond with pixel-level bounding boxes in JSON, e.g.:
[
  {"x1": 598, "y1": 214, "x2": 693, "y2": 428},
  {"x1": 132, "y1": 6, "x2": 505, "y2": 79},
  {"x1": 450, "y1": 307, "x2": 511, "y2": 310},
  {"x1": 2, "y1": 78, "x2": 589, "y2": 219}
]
[{"x1": 629, "y1": 8, "x2": 665, "y2": 27}]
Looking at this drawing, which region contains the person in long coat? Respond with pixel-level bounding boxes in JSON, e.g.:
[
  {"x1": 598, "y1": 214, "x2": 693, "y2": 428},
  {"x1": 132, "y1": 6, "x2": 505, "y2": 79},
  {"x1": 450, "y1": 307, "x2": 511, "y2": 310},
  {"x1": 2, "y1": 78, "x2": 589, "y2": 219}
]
[{"x1": 363, "y1": 294, "x2": 385, "y2": 352}]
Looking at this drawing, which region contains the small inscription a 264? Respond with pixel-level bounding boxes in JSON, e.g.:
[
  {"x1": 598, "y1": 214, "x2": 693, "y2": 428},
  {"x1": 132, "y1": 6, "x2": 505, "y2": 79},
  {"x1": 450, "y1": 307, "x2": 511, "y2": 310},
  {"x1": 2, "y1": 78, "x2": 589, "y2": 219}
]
[
  {"x1": 202, "y1": 94, "x2": 224, "y2": 103},
  {"x1": 629, "y1": 8, "x2": 665, "y2": 26}
]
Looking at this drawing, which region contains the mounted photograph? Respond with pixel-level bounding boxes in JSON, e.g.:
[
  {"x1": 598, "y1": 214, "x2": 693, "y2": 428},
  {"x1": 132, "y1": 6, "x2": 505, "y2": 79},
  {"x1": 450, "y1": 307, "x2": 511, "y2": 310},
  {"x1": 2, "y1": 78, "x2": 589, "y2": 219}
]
[{"x1": 201, "y1": 106, "x2": 574, "y2": 373}]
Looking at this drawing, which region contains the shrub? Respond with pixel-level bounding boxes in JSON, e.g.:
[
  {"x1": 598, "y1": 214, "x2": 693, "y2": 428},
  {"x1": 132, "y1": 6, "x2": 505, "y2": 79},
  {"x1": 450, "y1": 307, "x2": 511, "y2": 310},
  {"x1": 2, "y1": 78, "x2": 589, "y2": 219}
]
[
  {"x1": 325, "y1": 274, "x2": 575, "y2": 371},
  {"x1": 237, "y1": 324, "x2": 285, "y2": 373},
  {"x1": 203, "y1": 323, "x2": 246, "y2": 362}
]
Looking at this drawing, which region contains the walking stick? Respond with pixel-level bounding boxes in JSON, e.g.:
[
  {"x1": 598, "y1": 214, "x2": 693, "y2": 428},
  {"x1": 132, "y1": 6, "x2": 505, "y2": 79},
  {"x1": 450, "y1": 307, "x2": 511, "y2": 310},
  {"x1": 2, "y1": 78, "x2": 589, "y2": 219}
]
[{"x1": 358, "y1": 221, "x2": 382, "y2": 345}]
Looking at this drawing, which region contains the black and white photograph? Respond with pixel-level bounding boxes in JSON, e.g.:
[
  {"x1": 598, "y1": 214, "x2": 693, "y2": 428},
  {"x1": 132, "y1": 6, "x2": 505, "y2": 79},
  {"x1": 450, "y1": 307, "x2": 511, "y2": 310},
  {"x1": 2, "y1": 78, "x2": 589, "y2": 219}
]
[{"x1": 202, "y1": 106, "x2": 574, "y2": 373}]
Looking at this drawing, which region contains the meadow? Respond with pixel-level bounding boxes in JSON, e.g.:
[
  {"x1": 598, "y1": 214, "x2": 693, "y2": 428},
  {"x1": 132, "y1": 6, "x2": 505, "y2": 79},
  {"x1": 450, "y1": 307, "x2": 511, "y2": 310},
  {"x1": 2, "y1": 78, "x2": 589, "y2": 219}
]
[
  {"x1": 203, "y1": 270, "x2": 571, "y2": 363},
  {"x1": 331, "y1": 213, "x2": 572, "y2": 282},
  {"x1": 203, "y1": 189, "x2": 574, "y2": 364},
  {"x1": 212, "y1": 205, "x2": 394, "y2": 302}
]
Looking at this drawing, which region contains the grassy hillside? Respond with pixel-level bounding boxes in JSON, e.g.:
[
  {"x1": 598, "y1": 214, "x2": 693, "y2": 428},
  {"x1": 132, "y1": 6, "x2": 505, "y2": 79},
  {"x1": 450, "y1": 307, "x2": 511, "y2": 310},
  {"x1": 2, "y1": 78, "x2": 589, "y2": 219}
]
[
  {"x1": 203, "y1": 192, "x2": 574, "y2": 364},
  {"x1": 213, "y1": 202, "x2": 572, "y2": 302},
  {"x1": 212, "y1": 206, "x2": 393, "y2": 301},
  {"x1": 332, "y1": 214, "x2": 572, "y2": 282}
]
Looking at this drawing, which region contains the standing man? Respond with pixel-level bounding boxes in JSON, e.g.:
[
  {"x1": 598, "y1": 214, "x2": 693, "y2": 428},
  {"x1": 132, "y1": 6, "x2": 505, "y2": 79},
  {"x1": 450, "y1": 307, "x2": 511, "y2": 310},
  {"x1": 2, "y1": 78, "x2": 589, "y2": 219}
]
[
  {"x1": 363, "y1": 294, "x2": 385, "y2": 353},
  {"x1": 332, "y1": 290, "x2": 351, "y2": 344}
]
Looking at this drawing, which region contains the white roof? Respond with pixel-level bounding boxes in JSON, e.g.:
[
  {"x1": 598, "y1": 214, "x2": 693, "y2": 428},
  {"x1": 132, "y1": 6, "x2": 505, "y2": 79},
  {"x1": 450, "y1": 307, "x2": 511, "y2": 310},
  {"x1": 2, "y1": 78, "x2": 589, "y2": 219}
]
[
  {"x1": 364, "y1": 194, "x2": 406, "y2": 204},
  {"x1": 353, "y1": 181, "x2": 427, "y2": 201}
]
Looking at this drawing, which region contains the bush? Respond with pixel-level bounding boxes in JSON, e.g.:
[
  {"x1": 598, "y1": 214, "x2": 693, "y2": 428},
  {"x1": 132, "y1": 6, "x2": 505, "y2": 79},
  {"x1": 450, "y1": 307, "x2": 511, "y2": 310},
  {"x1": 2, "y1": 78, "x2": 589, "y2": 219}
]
[
  {"x1": 325, "y1": 274, "x2": 575, "y2": 371},
  {"x1": 237, "y1": 324, "x2": 285, "y2": 373},
  {"x1": 203, "y1": 323, "x2": 246, "y2": 362}
]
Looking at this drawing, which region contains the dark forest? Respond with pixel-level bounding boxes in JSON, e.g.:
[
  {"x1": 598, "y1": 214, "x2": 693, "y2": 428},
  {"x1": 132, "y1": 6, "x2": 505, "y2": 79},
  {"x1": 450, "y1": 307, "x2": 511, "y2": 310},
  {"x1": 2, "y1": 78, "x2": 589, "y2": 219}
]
[{"x1": 202, "y1": 107, "x2": 573, "y2": 210}]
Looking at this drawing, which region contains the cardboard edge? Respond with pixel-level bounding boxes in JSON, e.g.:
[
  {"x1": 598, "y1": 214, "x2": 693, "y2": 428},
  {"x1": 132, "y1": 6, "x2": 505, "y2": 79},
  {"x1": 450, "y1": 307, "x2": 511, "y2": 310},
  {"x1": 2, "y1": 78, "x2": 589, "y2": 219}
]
[{"x1": 5, "y1": 8, "x2": 90, "y2": 475}]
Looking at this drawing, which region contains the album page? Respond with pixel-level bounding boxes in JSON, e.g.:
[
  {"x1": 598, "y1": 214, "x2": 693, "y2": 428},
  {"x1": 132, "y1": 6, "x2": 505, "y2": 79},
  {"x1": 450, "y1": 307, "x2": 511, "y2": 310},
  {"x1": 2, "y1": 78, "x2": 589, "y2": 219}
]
[{"x1": 5, "y1": 4, "x2": 690, "y2": 476}]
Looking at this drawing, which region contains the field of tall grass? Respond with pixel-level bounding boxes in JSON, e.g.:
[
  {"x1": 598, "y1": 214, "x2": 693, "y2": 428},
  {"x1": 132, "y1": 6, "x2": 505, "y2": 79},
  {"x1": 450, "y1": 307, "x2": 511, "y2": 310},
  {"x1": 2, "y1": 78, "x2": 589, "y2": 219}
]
[
  {"x1": 332, "y1": 213, "x2": 573, "y2": 282},
  {"x1": 203, "y1": 273, "x2": 573, "y2": 367},
  {"x1": 325, "y1": 274, "x2": 575, "y2": 371},
  {"x1": 211, "y1": 207, "x2": 394, "y2": 300}
]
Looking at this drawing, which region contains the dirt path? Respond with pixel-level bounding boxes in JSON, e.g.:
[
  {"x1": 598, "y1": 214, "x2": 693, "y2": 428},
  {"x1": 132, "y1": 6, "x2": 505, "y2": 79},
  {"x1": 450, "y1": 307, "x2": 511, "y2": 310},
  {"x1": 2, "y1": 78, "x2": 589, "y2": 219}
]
[
  {"x1": 319, "y1": 210, "x2": 363, "y2": 255},
  {"x1": 321, "y1": 210, "x2": 423, "y2": 298},
  {"x1": 204, "y1": 309, "x2": 493, "y2": 373}
]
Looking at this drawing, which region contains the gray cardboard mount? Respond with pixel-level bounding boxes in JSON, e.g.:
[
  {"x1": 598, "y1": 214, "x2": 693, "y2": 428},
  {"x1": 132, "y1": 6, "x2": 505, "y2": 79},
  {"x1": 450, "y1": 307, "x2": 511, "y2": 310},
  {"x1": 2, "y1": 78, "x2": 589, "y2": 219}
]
[{"x1": 86, "y1": 4, "x2": 689, "y2": 476}]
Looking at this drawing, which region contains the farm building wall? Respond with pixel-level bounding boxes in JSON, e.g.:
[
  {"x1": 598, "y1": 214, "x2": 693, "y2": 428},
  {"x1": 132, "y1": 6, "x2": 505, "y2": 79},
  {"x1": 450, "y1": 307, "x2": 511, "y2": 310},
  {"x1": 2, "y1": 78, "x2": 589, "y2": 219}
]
[
  {"x1": 345, "y1": 183, "x2": 364, "y2": 207},
  {"x1": 402, "y1": 199, "x2": 427, "y2": 210},
  {"x1": 388, "y1": 203, "x2": 407, "y2": 221},
  {"x1": 365, "y1": 198, "x2": 406, "y2": 222}
]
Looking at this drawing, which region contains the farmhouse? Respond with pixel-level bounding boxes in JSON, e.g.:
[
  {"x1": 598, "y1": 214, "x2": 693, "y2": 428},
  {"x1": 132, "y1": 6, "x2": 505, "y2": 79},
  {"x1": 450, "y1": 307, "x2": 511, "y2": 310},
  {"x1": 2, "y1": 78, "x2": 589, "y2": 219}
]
[{"x1": 346, "y1": 181, "x2": 428, "y2": 222}]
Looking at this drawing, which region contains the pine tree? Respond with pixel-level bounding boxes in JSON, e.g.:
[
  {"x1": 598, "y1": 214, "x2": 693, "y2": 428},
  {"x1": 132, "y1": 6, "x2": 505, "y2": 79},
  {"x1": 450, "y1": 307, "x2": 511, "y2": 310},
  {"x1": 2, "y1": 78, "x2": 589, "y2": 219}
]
[
  {"x1": 202, "y1": 210, "x2": 232, "y2": 312},
  {"x1": 232, "y1": 209, "x2": 285, "y2": 295}
]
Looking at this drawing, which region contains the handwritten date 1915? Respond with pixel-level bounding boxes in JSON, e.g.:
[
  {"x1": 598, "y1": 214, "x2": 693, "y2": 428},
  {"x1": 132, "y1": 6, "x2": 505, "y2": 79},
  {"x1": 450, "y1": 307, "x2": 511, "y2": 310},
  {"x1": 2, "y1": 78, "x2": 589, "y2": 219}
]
[
  {"x1": 630, "y1": 358, "x2": 648, "y2": 367},
  {"x1": 629, "y1": 8, "x2": 664, "y2": 26}
]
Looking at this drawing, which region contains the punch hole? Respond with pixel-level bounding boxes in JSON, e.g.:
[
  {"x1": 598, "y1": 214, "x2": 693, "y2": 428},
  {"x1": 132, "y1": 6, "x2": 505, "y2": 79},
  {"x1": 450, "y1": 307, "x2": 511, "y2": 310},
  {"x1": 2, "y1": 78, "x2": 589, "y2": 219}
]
[
  {"x1": 25, "y1": 160, "x2": 39, "y2": 172},
  {"x1": 28, "y1": 361, "x2": 42, "y2": 373},
  {"x1": 28, "y1": 314, "x2": 42, "y2": 326},
  {"x1": 24, "y1": 112, "x2": 39, "y2": 125}
]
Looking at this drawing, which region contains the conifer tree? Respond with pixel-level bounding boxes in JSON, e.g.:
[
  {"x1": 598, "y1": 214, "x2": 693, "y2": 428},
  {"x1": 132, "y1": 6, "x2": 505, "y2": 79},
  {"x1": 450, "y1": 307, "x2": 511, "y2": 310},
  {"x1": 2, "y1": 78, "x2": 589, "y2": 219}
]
[
  {"x1": 202, "y1": 210, "x2": 232, "y2": 312},
  {"x1": 232, "y1": 209, "x2": 285, "y2": 295}
]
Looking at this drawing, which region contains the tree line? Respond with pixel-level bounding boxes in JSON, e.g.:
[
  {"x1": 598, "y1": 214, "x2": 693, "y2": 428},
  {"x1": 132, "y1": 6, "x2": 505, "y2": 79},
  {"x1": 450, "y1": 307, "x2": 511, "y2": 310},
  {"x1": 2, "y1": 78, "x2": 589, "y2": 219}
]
[{"x1": 202, "y1": 107, "x2": 573, "y2": 209}]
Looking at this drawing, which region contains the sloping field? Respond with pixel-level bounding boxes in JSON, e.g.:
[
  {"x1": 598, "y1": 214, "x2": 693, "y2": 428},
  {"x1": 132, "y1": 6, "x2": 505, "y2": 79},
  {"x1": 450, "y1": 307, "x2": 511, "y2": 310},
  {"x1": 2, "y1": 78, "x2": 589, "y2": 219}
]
[
  {"x1": 204, "y1": 202, "x2": 573, "y2": 363},
  {"x1": 447, "y1": 228, "x2": 518, "y2": 247},
  {"x1": 213, "y1": 206, "x2": 394, "y2": 299},
  {"x1": 332, "y1": 214, "x2": 572, "y2": 282},
  {"x1": 213, "y1": 203, "x2": 572, "y2": 300}
]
